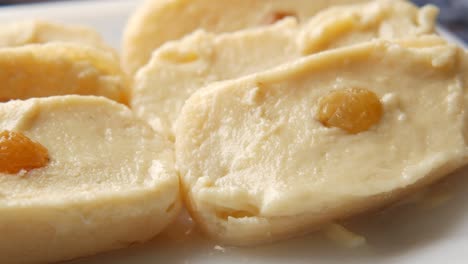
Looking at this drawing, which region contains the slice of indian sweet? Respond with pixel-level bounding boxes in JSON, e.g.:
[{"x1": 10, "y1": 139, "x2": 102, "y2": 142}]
[
  {"x1": 0, "y1": 96, "x2": 180, "y2": 264},
  {"x1": 175, "y1": 40, "x2": 468, "y2": 245},
  {"x1": 131, "y1": 0, "x2": 439, "y2": 138},
  {"x1": 122, "y1": 0, "x2": 372, "y2": 75},
  {"x1": 0, "y1": 43, "x2": 128, "y2": 103},
  {"x1": 0, "y1": 19, "x2": 117, "y2": 57}
]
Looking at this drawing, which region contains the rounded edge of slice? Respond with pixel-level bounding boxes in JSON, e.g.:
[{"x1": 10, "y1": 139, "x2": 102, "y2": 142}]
[{"x1": 0, "y1": 43, "x2": 129, "y2": 104}]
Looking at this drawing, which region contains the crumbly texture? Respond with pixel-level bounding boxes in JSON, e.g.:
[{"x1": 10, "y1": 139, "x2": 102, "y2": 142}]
[
  {"x1": 0, "y1": 96, "x2": 180, "y2": 264},
  {"x1": 175, "y1": 40, "x2": 468, "y2": 245},
  {"x1": 0, "y1": 19, "x2": 117, "y2": 58},
  {"x1": 131, "y1": 0, "x2": 438, "y2": 138},
  {"x1": 122, "y1": 0, "x2": 370, "y2": 75},
  {"x1": 0, "y1": 43, "x2": 128, "y2": 103}
]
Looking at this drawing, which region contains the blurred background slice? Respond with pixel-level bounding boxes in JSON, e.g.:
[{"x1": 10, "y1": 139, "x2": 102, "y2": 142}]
[{"x1": 413, "y1": 0, "x2": 468, "y2": 42}]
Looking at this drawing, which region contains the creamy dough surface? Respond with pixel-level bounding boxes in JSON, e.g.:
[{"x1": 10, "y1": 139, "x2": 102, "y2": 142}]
[
  {"x1": 0, "y1": 96, "x2": 180, "y2": 264},
  {"x1": 0, "y1": 20, "x2": 117, "y2": 57},
  {"x1": 132, "y1": 0, "x2": 438, "y2": 137},
  {"x1": 0, "y1": 43, "x2": 127, "y2": 103},
  {"x1": 175, "y1": 40, "x2": 468, "y2": 245},
  {"x1": 122, "y1": 0, "x2": 370, "y2": 74}
]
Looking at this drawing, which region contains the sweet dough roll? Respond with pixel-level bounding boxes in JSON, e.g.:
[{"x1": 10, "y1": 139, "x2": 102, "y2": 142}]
[
  {"x1": 0, "y1": 43, "x2": 128, "y2": 103},
  {"x1": 0, "y1": 96, "x2": 180, "y2": 264},
  {"x1": 132, "y1": 0, "x2": 439, "y2": 138},
  {"x1": 175, "y1": 40, "x2": 468, "y2": 245},
  {"x1": 122, "y1": 0, "x2": 372, "y2": 74}
]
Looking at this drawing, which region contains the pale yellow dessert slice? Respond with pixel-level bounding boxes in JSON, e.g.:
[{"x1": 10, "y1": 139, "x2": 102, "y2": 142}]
[
  {"x1": 0, "y1": 96, "x2": 180, "y2": 263},
  {"x1": 0, "y1": 19, "x2": 117, "y2": 57},
  {"x1": 132, "y1": 0, "x2": 438, "y2": 138},
  {"x1": 175, "y1": 39, "x2": 468, "y2": 245},
  {"x1": 122, "y1": 0, "x2": 372, "y2": 74},
  {"x1": 0, "y1": 43, "x2": 128, "y2": 103}
]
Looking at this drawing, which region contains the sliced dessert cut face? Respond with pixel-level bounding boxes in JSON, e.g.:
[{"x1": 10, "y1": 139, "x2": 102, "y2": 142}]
[
  {"x1": 0, "y1": 96, "x2": 180, "y2": 264},
  {"x1": 175, "y1": 40, "x2": 468, "y2": 245},
  {"x1": 131, "y1": 0, "x2": 439, "y2": 138},
  {"x1": 0, "y1": 20, "x2": 117, "y2": 57},
  {"x1": 0, "y1": 43, "x2": 128, "y2": 103},
  {"x1": 122, "y1": 0, "x2": 372, "y2": 74}
]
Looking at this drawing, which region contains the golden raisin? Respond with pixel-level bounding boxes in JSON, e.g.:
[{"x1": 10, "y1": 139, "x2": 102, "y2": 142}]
[
  {"x1": 265, "y1": 11, "x2": 298, "y2": 24},
  {"x1": 317, "y1": 88, "x2": 383, "y2": 134},
  {"x1": 0, "y1": 130, "x2": 49, "y2": 174}
]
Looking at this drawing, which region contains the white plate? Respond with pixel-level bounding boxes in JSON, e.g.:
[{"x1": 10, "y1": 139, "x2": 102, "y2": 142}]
[{"x1": 1, "y1": 1, "x2": 467, "y2": 263}]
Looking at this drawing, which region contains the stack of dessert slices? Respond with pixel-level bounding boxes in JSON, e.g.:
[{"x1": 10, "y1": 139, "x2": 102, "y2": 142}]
[
  {"x1": 0, "y1": 20, "x2": 179, "y2": 263},
  {"x1": 1, "y1": 0, "x2": 467, "y2": 263}
]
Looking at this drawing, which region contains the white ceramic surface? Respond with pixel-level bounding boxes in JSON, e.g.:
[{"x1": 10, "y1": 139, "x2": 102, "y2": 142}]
[{"x1": 0, "y1": 1, "x2": 467, "y2": 263}]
